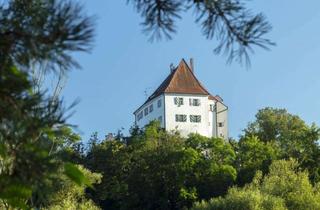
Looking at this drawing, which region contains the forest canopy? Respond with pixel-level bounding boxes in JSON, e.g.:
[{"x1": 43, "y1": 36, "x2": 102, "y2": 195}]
[{"x1": 0, "y1": 1, "x2": 318, "y2": 210}]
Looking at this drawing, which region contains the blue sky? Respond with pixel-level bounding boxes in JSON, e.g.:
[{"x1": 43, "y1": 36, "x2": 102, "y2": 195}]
[{"x1": 63, "y1": 1, "x2": 320, "y2": 141}]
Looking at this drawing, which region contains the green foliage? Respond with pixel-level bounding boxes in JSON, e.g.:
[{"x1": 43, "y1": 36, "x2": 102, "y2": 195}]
[
  {"x1": 83, "y1": 122, "x2": 236, "y2": 210},
  {"x1": 0, "y1": 0, "x2": 94, "y2": 70},
  {"x1": 242, "y1": 107, "x2": 320, "y2": 183},
  {"x1": 244, "y1": 108, "x2": 311, "y2": 144},
  {"x1": 260, "y1": 159, "x2": 320, "y2": 210},
  {"x1": 236, "y1": 136, "x2": 280, "y2": 186},
  {"x1": 128, "y1": 0, "x2": 274, "y2": 65},
  {"x1": 0, "y1": 0, "x2": 95, "y2": 208},
  {"x1": 187, "y1": 134, "x2": 237, "y2": 199},
  {"x1": 0, "y1": 67, "x2": 59, "y2": 207},
  {"x1": 0, "y1": 67, "x2": 94, "y2": 208},
  {"x1": 45, "y1": 165, "x2": 101, "y2": 210},
  {"x1": 64, "y1": 162, "x2": 92, "y2": 187},
  {"x1": 192, "y1": 159, "x2": 320, "y2": 210}
]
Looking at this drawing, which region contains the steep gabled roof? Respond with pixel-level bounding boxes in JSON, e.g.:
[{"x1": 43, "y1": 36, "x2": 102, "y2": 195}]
[
  {"x1": 148, "y1": 59, "x2": 210, "y2": 99},
  {"x1": 134, "y1": 59, "x2": 219, "y2": 114}
]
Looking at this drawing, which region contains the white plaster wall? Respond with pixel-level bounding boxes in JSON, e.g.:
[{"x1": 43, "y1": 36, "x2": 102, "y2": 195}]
[
  {"x1": 134, "y1": 95, "x2": 165, "y2": 128},
  {"x1": 134, "y1": 94, "x2": 228, "y2": 140},
  {"x1": 208, "y1": 100, "x2": 216, "y2": 137},
  {"x1": 164, "y1": 93, "x2": 210, "y2": 137},
  {"x1": 216, "y1": 102, "x2": 228, "y2": 139}
]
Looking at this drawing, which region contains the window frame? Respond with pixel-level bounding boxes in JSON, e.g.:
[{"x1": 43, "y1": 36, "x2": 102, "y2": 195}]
[
  {"x1": 137, "y1": 111, "x2": 143, "y2": 121},
  {"x1": 174, "y1": 97, "x2": 184, "y2": 106},
  {"x1": 175, "y1": 114, "x2": 187, "y2": 122},
  {"x1": 189, "y1": 98, "x2": 200, "y2": 106},
  {"x1": 190, "y1": 115, "x2": 201, "y2": 123},
  {"x1": 149, "y1": 104, "x2": 153, "y2": 113}
]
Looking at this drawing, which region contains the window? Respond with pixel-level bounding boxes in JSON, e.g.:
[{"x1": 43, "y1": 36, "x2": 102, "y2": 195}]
[
  {"x1": 210, "y1": 104, "x2": 215, "y2": 111},
  {"x1": 137, "y1": 112, "x2": 143, "y2": 121},
  {"x1": 158, "y1": 116, "x2": 162, "y2": 123},
  {"x1": 144, "y1": 108, "x2": 148, "y2": 116},
  {"x1": 189, "y1": 98, "x2": 200, "y2": 106},
  {"x1": 175, "y1": 114, "x2": 187, "y2": 122},
  {"x1": 149, "y1": 104, "x2": 153, "y2": 113},
  {"x1": 218, "y1": 122, "x2": 224, "y2": 127},
  {"x1": 157, "y1": 99, "x2": 162, "y2": 108},
  {"x1": 174, "y1": 97, "x2": 184, "y2": 106},
  {"x1": 190, "y1": 115, "x2": 201, "y2": 123}
]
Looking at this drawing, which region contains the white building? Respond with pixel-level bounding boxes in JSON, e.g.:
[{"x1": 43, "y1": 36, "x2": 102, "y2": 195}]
[{"x1": 134, "y1": 59, "x2": 228, "y2": 139}]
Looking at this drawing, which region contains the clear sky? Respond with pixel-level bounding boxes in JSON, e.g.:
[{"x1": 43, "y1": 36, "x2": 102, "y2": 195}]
[{"x1": 63, "y1": 0, "x2": 320, "y2": 141}]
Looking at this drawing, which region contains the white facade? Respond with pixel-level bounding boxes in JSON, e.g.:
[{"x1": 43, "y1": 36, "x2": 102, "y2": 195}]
[
  {"x1": 134, "y1": 95, "x2": 165, "y2": 128},
  {"x1": 133, "y1": 59, "x2": 228, "y2": 139},
  {"x1": 134, "y1": 93, "x2": 228, "y2": 139}
]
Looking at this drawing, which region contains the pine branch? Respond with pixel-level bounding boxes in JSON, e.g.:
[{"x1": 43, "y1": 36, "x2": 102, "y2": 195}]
[{"x1": 128, "y1": 0, "x2": 275, "y2": 66}]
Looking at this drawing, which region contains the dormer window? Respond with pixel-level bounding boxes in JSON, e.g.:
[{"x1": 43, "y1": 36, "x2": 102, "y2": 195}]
[
  {"x1": 174, "y1": 97, "x2": 184, "y2": 106},
  {"x1": 189, "y1": 98, "x2": 200, "y2": 106}
]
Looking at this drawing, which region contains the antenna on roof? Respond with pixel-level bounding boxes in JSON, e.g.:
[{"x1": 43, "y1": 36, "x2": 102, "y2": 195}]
[
  {"x1": 144, "y1": 90, "x2": 148, "y2": 99},
  {"x1": 144, "y1": 87, "x2": 152, "y2": 99},
  {"x1": 170, "y1": 63, "x2": 175, "y2": 73}
]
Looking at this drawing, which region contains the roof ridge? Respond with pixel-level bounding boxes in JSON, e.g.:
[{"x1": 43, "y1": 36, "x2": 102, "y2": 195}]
[
  {"x1": 147, "y1": 67, "x2": 177, "y2": 100},
  {"x1": 180, "y1": 59, "x2": 210, "y2": 95},
  {"x1": 134, "y1": 59, "x2": 214, "y2": 114}
]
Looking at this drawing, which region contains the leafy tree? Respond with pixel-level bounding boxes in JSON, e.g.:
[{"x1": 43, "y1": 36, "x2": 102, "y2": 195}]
[
  {"x1": 236, "y1": 135, "x2": 280, "y2": 186},
  {"x1": 124, "y1": 125, "x2": 200, "y2": 210},
  {"x1": 128, "y1": 0, "x2": 275, "y2": 65},
  {"x1": 0, "y1": 67, "x2": 95, "y2": 208},
  {"x1": 192, "y1": 159, "x2": 320, "y2": 210},
  {"x1": 0, "y1": 0, "x2": 94, "y2": 71},
  {"x1": 186, "y1": 134, "x2": 237, "y2": 199},
  {"x1": 85, "y1": 137, "x2": 130, "y2": 209},
  {"x1": 242, "y1": 107, "x2": 320, "y2": 182},
  {"x1": 0, "y1": 0, "x2": 94, "y2": 208},
  {"x1": 45, "y1": 165, "x2": 101, "y2": 210},
  {"x1": 84, "y1": 121, "x2": 236, "y2": 210}
]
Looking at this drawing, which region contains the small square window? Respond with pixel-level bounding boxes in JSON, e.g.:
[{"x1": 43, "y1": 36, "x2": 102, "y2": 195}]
[
  {"x1": 137, "y1": 111, "x2": 143, "y2": 121},
  {"x1": 175, "y1": 114, "x2": 187, "y2": 122},
  {"x1": 189, "y1": 98, "x2": 200, "y2": 106},
  {"x1": 144, "y1": 108, "x2": 148, "y2": 116},
  {"x1": 218, "y1": 122, "x2": 224, "y2": 127},
  {"x1": 190, "y1": 115, "x2": 201, "y2": 123},
  {"x1": 174, "y1": 97, "x2": 184, "y2": 106},
  {"x1": 149, "y1": 104, "x2": 153, "y2": 113},
  {"x1": 157, "y1": 99, "x2": 162, "y2": 108}
]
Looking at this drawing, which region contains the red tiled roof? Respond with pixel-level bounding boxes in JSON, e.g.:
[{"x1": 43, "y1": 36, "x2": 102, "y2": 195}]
[
  {"x1": 134, "y1": 59, "x2": 221, "y2": 113},
  {"x1": 148, "y1": 59, "x2": 210, "y2": 99},
  {"x1": 208, "y1": 94, "x2": 218, "y2": 101}
]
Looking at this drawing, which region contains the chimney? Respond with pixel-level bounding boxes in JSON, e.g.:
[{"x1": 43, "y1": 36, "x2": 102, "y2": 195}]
[
  {"x1": 189, "y1": 58, "x2": 194, "y2": 72},
  {"x1": 170, "y1": 63, "x2": 175, "y2": 73}
]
